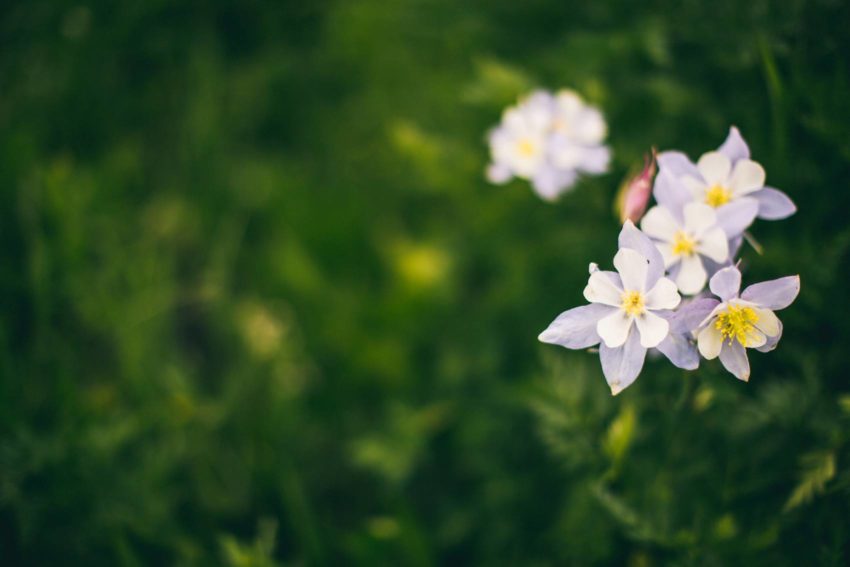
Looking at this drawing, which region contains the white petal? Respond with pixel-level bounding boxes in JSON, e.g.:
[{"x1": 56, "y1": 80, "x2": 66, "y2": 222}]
[
  {"x1": 597, "y1": 310, "x2": 633, "y2": 348},
  {"x1": 583, "y1": 271, "x2": 623, "y2": 306},
  {"x1": 634, "y1": 311, "x2": 669, "y2": 348},
  {"x1": 532, "y1": 165, "x2": 575, "y2": 200},
  {"x1": 613, "y1": 248, "x2": 649, "y2": 292},
  {"x1": 641, "y1": 205, "x2": 679, "y2": 241},
  {"x1": 644, "y1": 277, "x2": 681, "y2": 310},
  {"x1": 618, "y1": 221, "x2": 665, "y2": 288},
  {"x1": 697, "y1": 227, "x2": 729, "y2": 263},
  {"x1": 727, "y1": 159, "x2": 765, "y2": 196},
  {"x1": 682, "y1": 175, "x2": 706, "y2": 199},
  {"x1": 697, "y1": 324, "x2": 723, "y2": 359},
  {"x1": 511, "y1": 144, "x2": 545, "y2": 178},
  {"x1": 696, "y1": 151, "x2": 731, "y2": 185},
  {"x1": 549, "y1": 139, "x2": 583, "y2": 169},
  {"x1": 753, "y1": 307, "x2": 781, "y2": 337},
  {"x1": 746, "y1": 328, "x2": 767, "y2": 349},
  {"x1": 577, "y1": 145, "x2": 610, "y2": 174},
  {"x1": 683, "y1": 202, "x2": 719, "y2": 237},
  {"x1": 555, "y1": 90, "x2": 583, "y2": 117},
  {"x1": 657, "y1": 244, "x2": 677, "y2": 268},
  {"x1": 486, "y1": 163, "x2": 512, "y2": 184},
  {"x1": 501, "y1": 107, "x2": 525, "y2": 131},
  {"x1": 573, "y1": 108, "x2": 607, "y2": 144},
  {"x1": 676, "y1": 254, "x2": 708, "y2": 295}
]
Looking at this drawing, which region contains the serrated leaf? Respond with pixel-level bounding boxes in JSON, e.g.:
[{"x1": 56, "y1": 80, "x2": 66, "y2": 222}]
[{"x1": 783, "y1": 452, "x2": 836, "y2": 512}]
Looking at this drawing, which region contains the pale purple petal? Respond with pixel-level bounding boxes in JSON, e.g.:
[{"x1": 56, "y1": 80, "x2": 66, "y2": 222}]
[
  {"x1": 578, "y1": 146, "x2": 611, "y2": 174},
  {"x1": 709, "y1": 266, "x2": 742, "y2": 301},
  {"x1": 538, "y1": 304, "x2": 614, "y2": 349},
  {"x1": 486, "y1": 163, "x2": 512, "y2": 184},
  {"x1": 740, "y1": 275, "x2": 800, "y2": 310},
  {"x1": 670, "y1": 297, "x2": 720, "y2": 334},
  {"x1": 532, "y1": 166, "x2": 576, "y2": 201},
  {"x1": 618, "y1": 221, "x2": 665, "y2": 289},
  {"x1": 752, "y1": 187, "x2": 797, "y2": 220},
  {"x1": 657, "y1": 151, "x2": 701, "y2": 180},
  {"x1": 714, "y1": 198, "x2": 759, "y2": 237},
  {"x1": 755, "y1": 319, "x2": 783, "y2": 353},
  {"x1": 717, "y1": 126, "x2": 751, "y2": 162},
  {"x1": 652, "y1": 169, "x2": 690, "y2": 222},
  {"x1": 701, "y1": 256, "x2": 731, "y2": 282},
  {"x1": 727, "y1": 235, "x2": 744, "y2": 259},
  {"x1": 599, "y1": 327, "x2": 647, "y2": 395},
  {"x1": 666, "y1": 262, "x2": 681, "y2": 284},
  {"x1": 718, "y1": 341, "x2": 751, "y2": 381},
  {"x1": 656, "y1": 332, "x2": 699, "y2": 370}
]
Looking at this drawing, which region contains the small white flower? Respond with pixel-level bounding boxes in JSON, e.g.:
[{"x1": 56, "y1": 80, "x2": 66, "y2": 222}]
[
  {"x1": 683, "y1": 151, "x2": 765, "y2": 209},
  {"x1": 687, "y1": 266, "x2": 800, "y2": 382},
  {"x1": 640, "y1": 202, "x2": 729, "y2": 295},
  {"x1": 486, "y1": 89, "x2": 610, "y2": 200},
  {"x1": 583, "y1": 248, "x2": 681, "y2": 350},
  {"x1": 487, "y1": 104, "x2": 549, "y2": 182},
  {"x1": 548, "y1": 90, "x2": 609, "y2": 172},
  {"x1": 656, "y1": 127, "x2": 796, "y2": 223}
]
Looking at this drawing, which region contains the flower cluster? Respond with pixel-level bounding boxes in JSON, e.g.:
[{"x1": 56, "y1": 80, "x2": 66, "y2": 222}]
[
  {"x1": 486, "y1": 89, "x2": 610, "y2": 200},
  {"x1": 539, "y1": 127, "x2": 800, "y2": 394}
]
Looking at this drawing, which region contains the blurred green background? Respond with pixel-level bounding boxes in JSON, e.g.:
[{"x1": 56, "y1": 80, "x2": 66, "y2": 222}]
[{"x1": 1, "y1": 0, "x2": 850, "y2": 565}]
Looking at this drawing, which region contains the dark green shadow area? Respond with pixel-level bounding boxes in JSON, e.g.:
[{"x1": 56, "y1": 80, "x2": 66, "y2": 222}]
[{"x1": 1, "y1": 0, "x2": 849, "y2": 565}]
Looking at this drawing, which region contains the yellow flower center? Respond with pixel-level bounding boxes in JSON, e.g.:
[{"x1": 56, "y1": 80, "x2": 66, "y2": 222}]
[
  {"x1": 516, "y1": 139, "x2": 537, "y2": 157},
  {"x1": 705, "y1": 184, "x2": 732, "y2": 207},
  {"x1": 621, "y1": 290, "x2": 645, "y2": 316},
  {"x1": 715, "y1": 304, "x2": 760, "y2": 346},
  {"x1": 672, "y1": 231, "x2": 697, "y2": 257}
]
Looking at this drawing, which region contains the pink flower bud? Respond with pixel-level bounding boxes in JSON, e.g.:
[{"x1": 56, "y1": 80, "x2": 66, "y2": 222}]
[{"x1": 616, "y1": 148, "x2": 656, "y2": 224}]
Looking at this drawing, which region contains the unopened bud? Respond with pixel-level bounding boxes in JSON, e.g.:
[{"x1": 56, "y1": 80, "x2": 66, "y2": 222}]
[{"x1": 616, "y1": 148, "x2": 656, "y2": 224}]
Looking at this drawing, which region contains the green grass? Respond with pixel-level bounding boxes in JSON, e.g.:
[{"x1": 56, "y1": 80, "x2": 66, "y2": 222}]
[{"x1": 1, "y1": 1, "x2": 849, "y2": 564}]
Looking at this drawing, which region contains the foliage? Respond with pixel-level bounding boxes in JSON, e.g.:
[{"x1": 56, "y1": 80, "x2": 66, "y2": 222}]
[{"x1": 1, "y1": 0, "x2": 849, "y2": 565}]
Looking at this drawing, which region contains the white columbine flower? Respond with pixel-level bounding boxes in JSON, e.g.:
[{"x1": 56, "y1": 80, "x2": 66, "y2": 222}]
[
  {"x1": 680, "y1": 266, "x2": 800, "y2": 381},
  {"x1": 657, "y1": 126, "x2": 796, "y2": 223},
  {"x1": 547, "y1": 90, "x2": 610, "y2": 175},
  {"x1": 486, "y1": 89, "x2": 610, "y2": 201},
  {"x1": 584, "y1": 248, "x2": 680, "y2": 351},
  {"x1": 539, "y1": 222, "x2": 684, "y2": 395},
  {"x1": 487, "y1": 93, "x2": 551, "y2": 183},
  {"x1": 640, "y1": 201, "x2": 729, "y2": 295}
]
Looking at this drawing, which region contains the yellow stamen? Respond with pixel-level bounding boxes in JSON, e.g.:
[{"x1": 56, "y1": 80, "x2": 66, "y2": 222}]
[
  {"x1": 705, "y1": 184, "x2": 732, "y2": 207},
  {"x1": 516, "y1": 139, "x2": 536, "y2": 157},
  {"x1": 621, "y1": 291, "x2": 645, "y2": 316},
  {"x1": 715, "y1": 304, "x2": 760, "y2": 346},
  {"x1": 672, "y1": 231, "x2": 697, "y2": 257}
]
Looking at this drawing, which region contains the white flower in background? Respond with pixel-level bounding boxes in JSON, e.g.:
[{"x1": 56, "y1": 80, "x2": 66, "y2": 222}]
[
  {"x1": 487, "y1": 93, "x2": 550, "y2": 182},
  {"x1": 547, "y1": 90, "x2": 610, "y2": 175},
  {"x1": 657, "y1": 127, "x2": 796, "y2": 223},
  {"x1": 640, "y1": 201, "x2": 729, "y2": 295},
  {"x1": 486, "y1": 89, "x2": 610, "y2": 201}
]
